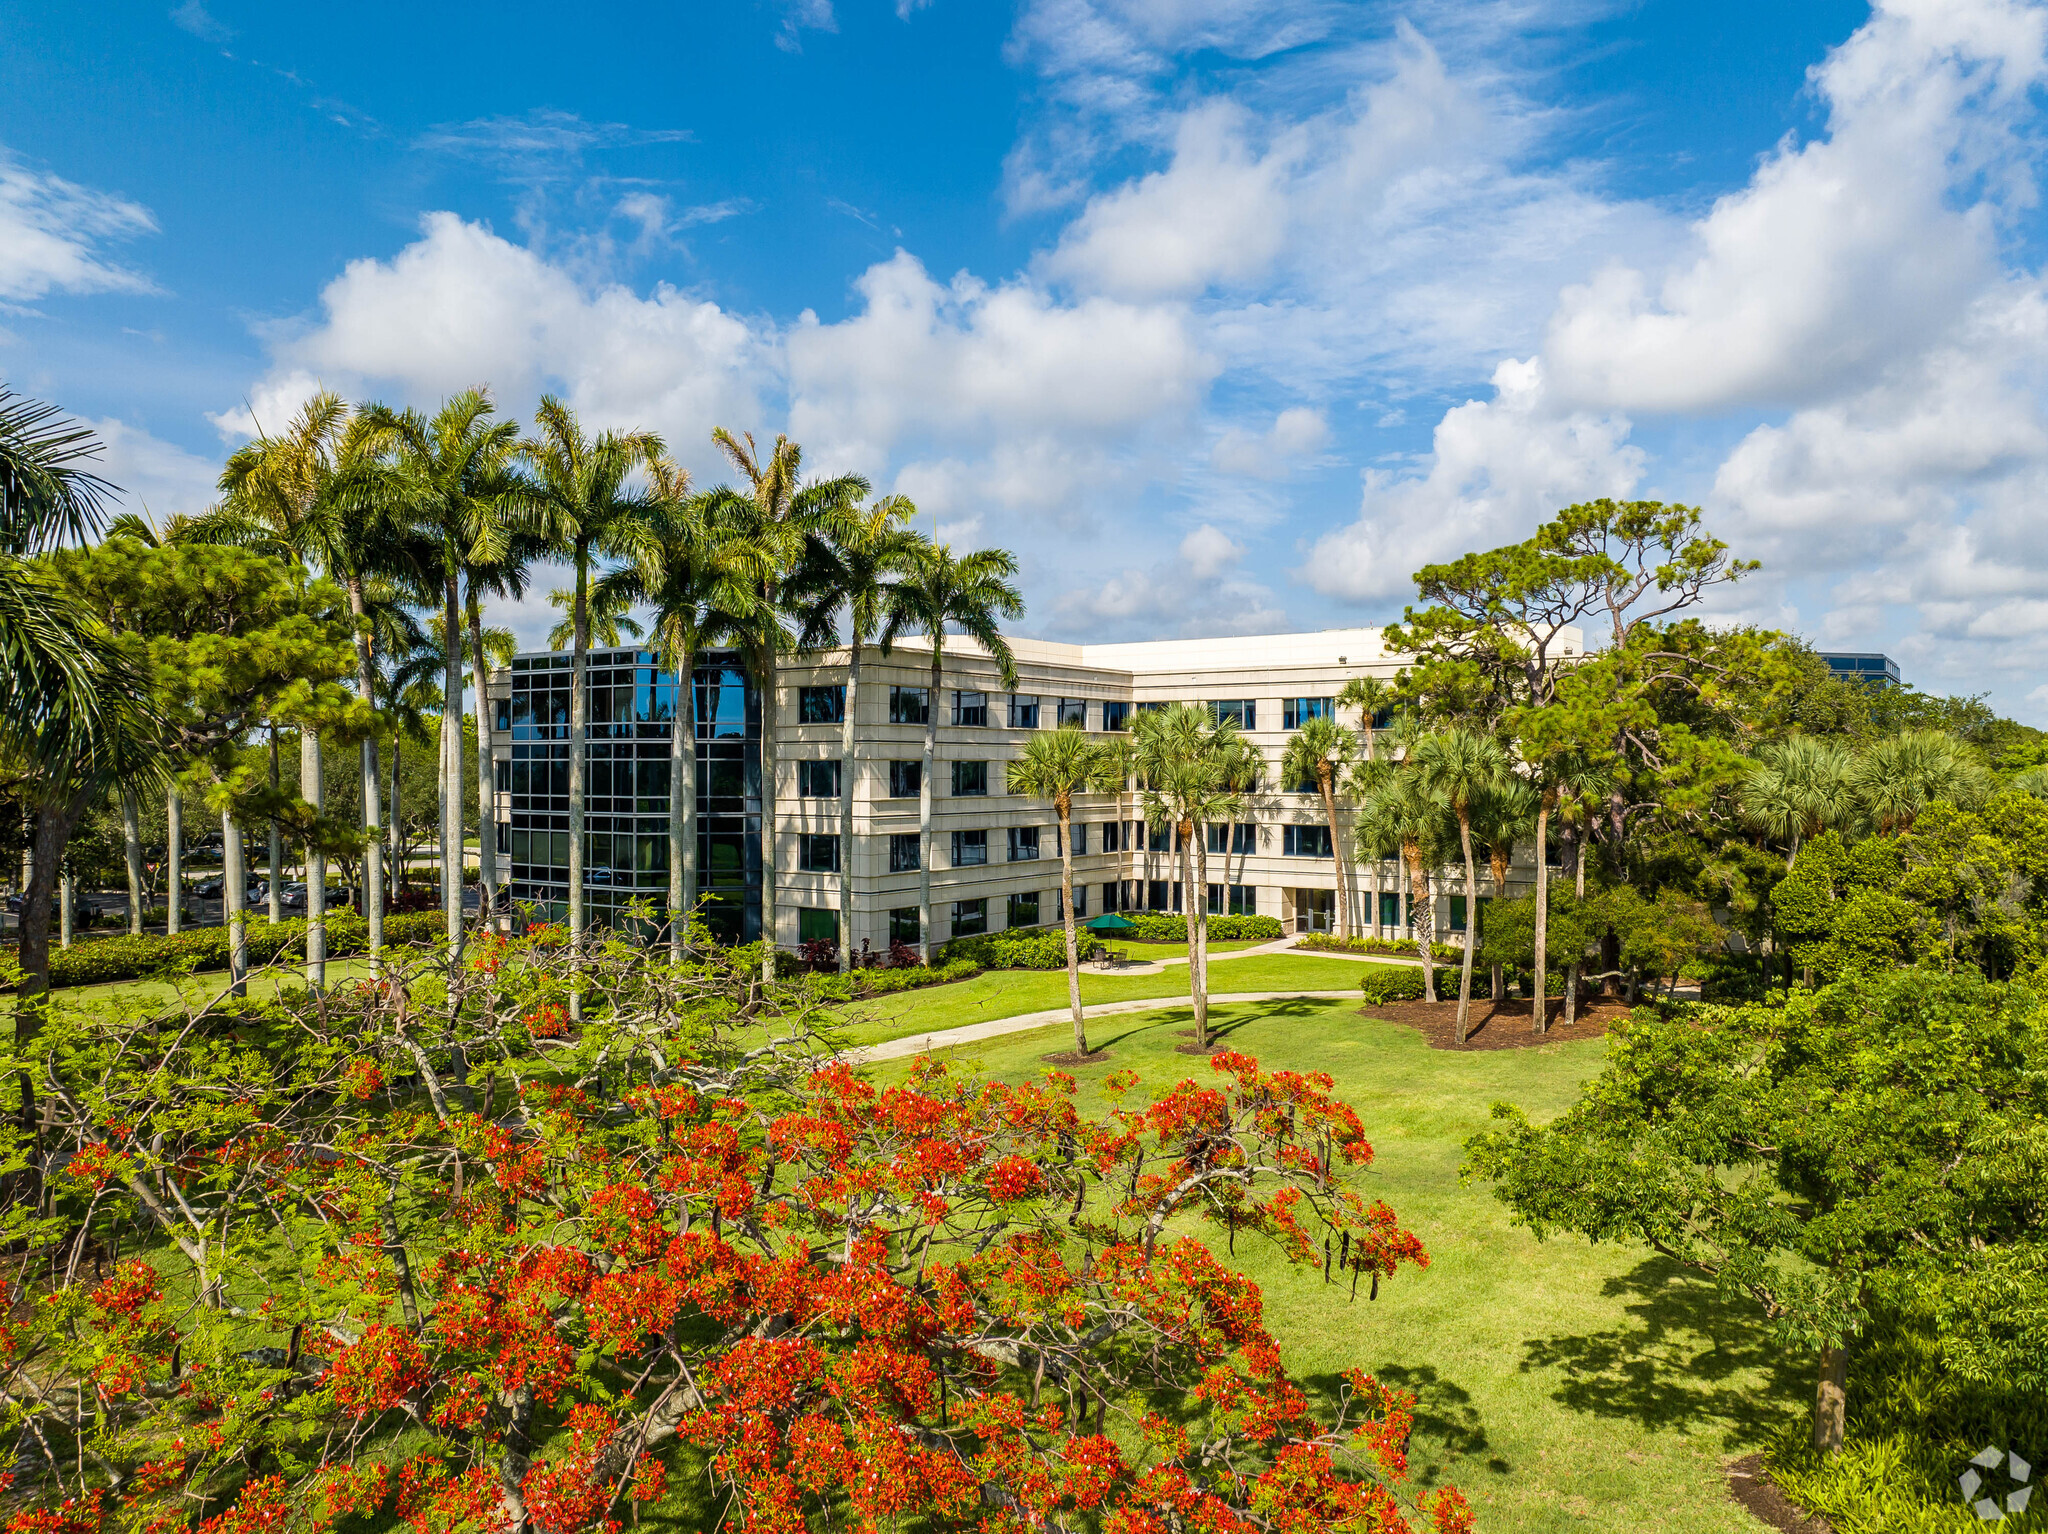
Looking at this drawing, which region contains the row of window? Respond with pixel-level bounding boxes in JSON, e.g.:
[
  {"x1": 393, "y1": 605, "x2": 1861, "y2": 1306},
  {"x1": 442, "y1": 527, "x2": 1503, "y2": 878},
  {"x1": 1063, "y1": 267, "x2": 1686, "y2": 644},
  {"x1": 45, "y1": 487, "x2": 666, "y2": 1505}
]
[
  {"x1": 792, "y1": 688, "x2": 1356, "y2": 734},
  {"x1": 794, "y1": 878, "x2": 1267, "y2": 945},
  {"x1": 791, "y1": 822, "x2": 1341, "y2": 873}
]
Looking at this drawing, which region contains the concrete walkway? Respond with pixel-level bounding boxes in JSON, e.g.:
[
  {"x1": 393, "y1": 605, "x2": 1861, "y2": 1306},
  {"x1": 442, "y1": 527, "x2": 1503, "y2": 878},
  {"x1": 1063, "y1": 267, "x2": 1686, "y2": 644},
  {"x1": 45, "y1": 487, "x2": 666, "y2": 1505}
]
[
  {"x1": 1092, "y1": 934, "x2": 1436, "y2": 977},
  {"x1": 849, "y1": 987, "x2": 1361, "y2": 1063}
]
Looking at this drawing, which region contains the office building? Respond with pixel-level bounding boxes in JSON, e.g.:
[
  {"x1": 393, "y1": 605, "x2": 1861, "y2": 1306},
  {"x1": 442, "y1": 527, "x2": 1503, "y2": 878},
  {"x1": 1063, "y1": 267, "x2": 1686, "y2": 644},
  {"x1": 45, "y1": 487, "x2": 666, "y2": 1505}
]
[
  {"x1": 486, "y1": 625, "x2": 1577, "y2": 951},
  {"x1": 1818, "y1": 652, "x2": 1901, "y2": 688}
]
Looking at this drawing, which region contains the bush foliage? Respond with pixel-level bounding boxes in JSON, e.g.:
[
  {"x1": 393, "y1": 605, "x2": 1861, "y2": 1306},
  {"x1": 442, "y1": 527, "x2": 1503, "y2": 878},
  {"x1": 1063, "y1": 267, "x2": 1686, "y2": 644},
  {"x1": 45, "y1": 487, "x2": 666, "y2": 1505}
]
[{"x1": 9, "y1": 910, "x2": 449, "y2": 991}]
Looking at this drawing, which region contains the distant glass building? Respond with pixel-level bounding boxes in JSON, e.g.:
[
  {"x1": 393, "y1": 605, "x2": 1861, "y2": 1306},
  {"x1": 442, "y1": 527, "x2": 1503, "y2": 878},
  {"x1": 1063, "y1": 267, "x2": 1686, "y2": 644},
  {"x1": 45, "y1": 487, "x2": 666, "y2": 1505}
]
[{"x1": 1818, "y1": 652, "x2": 1901, "y2": 688}]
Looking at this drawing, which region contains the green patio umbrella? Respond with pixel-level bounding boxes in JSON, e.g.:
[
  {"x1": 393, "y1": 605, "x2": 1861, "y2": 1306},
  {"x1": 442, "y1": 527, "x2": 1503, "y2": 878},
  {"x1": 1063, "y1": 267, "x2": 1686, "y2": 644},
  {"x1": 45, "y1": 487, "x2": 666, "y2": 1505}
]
[{"x1": 1085, "y1": 912, "x2": 1137, "y2": 933}]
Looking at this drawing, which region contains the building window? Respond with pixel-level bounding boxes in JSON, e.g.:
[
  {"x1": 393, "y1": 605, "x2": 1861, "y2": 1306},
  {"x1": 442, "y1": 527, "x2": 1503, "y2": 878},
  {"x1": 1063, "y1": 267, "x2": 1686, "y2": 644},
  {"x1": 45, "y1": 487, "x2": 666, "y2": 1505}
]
[
  {"x1": 496, "y1": 820, "x2": 509, "y2": 854},
  {"x1": 1283, "y1": 697, "x2": 1332, "y2": 729},
  {"x1": 1062, "y1": 822, "x2": 1087, "y2": 857},
  {"x1": 1231, "y1": 823, "x2": 1255, "y2": 854},
  {"x1": 890, "y1": 906, "x2": 920, "y2": 942},
  {"x1": 1058, "y1": 884, "x2": 1088, "y2": 919},
  {"x1": 1101, "y1": 700, "x2": 1131, "y2": 732},
  {"x1": 1102, "y1": 882, "x2": 1121, "y2": 912},
  {"x1": 953, "y1": 690, "x2": 988, "y2": 727},
  {"x1": 495, "y1": 758, "x2": 511, "y2": 791},
  {"x1": 1147, "y1": 880, "x2": 1171, "y2": 911},
  {"x1": 797, "y1": 760, "x2": 841, "y2": 798},
  {"x1": 495, "y1": 697, "x2": 511, "y2": 731},
  {"x1": 1057, "y1": 697, "x2": 1086, "y2": 727},
  {"x1": 952, "y1": 760, "x2": 989, "y2": 796},
  {"x1": 1449, "y1": 895, "x2": 1467, "y2": 933},
  {"x1": 889, "y1": 834, "x2": 921, "y2": 873},
  {"x1": 888, "y1": 759, "x2": 922, "y2": 798},
  {"x1": 1148, "y1": 824, "x2": 1171, "y2": 853},
  {"x1": 1008, "y1": 827, "x2": 1041, "y2": 861},
  {"x1": 1007, "y1": 891, "x2": 1040, "y2": 928},
  {"x1": 798, "y1": 907, "x2": 837, "y2": 944},
  {"x1": 951, "y1": 898, "x2": 988, "y2": 937},
  {"x1": 1379, "y1": 891, "x2": 1407, "y2": 930},
  {"x1": 889, "y1": 686, "x2": 929, "y2": 724},
  {"x1": 1100, "y1": 821, "x2": 1121, "y2": 853},
  {"x1": 799, "y1": 685, "x2": 845, "y2": 724},
  {"x1": 951, "y1": 829, "x2": 988, "y2": 867},
  {"x1": 1210, "y1": 699, "x2": 1255, "y2": 729},
  {"x1": 1283, "y1": 825, "x2": 1333, "y2": 858},
  {"x1": 1008, "y1": 694, "x2": 1040, "y2": 729},
  {"x1": 1230, "y1": 884, "x2": 1256, "y2": 915},
  {"x1": 798, "y1": 834, "x2": 841, "y2": 873}
]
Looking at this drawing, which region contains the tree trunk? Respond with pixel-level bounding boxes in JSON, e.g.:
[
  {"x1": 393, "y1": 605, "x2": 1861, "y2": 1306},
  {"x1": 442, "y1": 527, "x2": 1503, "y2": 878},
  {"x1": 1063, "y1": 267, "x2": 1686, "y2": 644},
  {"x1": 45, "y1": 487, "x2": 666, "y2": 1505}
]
[
  {"x1": 668, "y1": 643, "x2": 697, "y2": 963},
  {"x1": 268, "y1": 730, "x2": 283, "y2": 926},
  {"x1": 1318, "y1": 768, "x2": 1350, "y2": 940},
  {"x1": 1533, "y1": 799, "x2": 1550, "y2": 1033},
  {"x1": 1190, "y1": 822, "x2": 1211, "y2": 1041},
  {"x1": 919, "y1": 653, "x2": 939, "y2": 963},
  {"x1": 302, "y1": 727, "x2": 326, "y2": 991},
  {"x1": 1059, "y1": 794, "x2": 1086, "y2": 1056},
  {"x1": 120, "y1": 789, "x2": 144, "y2": 934},
  {"x1": 1408, "y1": 850, "x2": 1437, "y2": 1004},
  {"x1": 838, "y1": 638, "x2": 861, "y2": 973},
  {"x1": 1811, "y1": 1342, "x2": 1848, "y2": 1456},
  {"x1": 17, "y1": 797, "x2": 88, "y2": 1035},
  {"x1": 1455, "y1": 812, "x2": 1478, "y2": 1043},
  {"x1": 389, "y1": 735, "x2": 403, "y2": 892},
  {"x1": 441, "y1": 575, "x2": 466, "y2": 968},
  {"x1": 166, "y1": 785, "x2": 182, "y2": 937},
  {"x1": 1368, "y1": 851, "x2": 1382, "y2": 942},
  {"x1": 59, "y1": 868, "x2": 72, "y2": 950},
  {"x1": 468, "y1": 590, "x2": 497, "y2": 932},
  {"x1": 348, "y1": 577, "x2": 384, "y2": 962},
  {"x1": 1181, "y1": 823, "x2": 1207, "y2": 1046},
  {"x1": 568, "y1": 555, "x2": 588, "y2": 1013},
  {"x1": 224, "y1": 810, "x2": 248, "y2": 998},
  {"x1": 757, "y1": 641, "x2": 778, "y2": 983}
]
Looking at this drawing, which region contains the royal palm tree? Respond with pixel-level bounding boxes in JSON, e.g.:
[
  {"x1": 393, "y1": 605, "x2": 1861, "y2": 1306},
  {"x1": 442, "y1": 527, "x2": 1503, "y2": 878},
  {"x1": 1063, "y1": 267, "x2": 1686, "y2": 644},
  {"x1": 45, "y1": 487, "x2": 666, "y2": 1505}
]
[
  {"x1": 1006, "y1": 723, "x2": 1125, "y2": 1057},
  {"x1": 1411, "y1": 727, "x2": 1509, "y2": 1042},
  {"x1": 1354, "y1": 740, "x2": 1458, "y2": 1003},
  {"x1": 1338, "y1": 675, "x2": 1397, "y2": 936},
  {"x1": 793, "y1": 494, "x2": 923, "y2": 971},
  {"x1": 882, "y1": 542, "x2": 1022, "y2": 962},
  {"x1": 518, "y1": 398, "x2": 662, "y2": 978},
  {"x1": 547, "y1": 585, "x2": 643, "y2": 650},
  {"x1": 1853, "y1": 730, "x2": 1990, "y2": 832},
  {"x1": 367, "y1": 389, "x2": 529, "y2": 963},
  {"x1": 1739, "y1": 735, "x2": 1856, "y2": 870},
  {"x1": 1280, "y1": 715, "x2": 1356, "y2": 939}
]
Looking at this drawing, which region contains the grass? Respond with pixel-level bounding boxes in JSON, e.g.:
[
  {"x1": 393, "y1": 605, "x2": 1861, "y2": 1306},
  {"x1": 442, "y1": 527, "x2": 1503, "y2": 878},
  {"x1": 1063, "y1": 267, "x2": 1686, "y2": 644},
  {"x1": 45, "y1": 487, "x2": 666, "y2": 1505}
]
[
  {"x1": 866, "y1": 998, "x2": 1806, "y2": 1533},
  {"x1": 829, "y1": 951, "x2": 1380, "y2": 1047},
  {"x1": 1094, "y1": 937, "x2": 1267, "y2": 961}
]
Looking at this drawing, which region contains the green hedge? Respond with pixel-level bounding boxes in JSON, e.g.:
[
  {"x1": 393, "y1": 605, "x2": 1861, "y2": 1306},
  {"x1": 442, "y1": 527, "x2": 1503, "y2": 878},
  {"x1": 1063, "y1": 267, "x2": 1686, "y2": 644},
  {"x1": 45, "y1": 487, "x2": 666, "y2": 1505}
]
[
  {"x1": 1357, "y1": 965, "x2": 1457, "y2": 1004},
  {"x1": 805, "y1": 958, "x2": 984, "y2": 1003},
  {"x1": 17, "y1": 911, "x2": 449, "y2": 991},
  {"x1": 1298, "y1": 932, "x2": 1461, "y2": 961},
  {"x1": 1114, "y1": 913, "x2": 1283, "y2": 942},
  {"x1": 935, "y1": 931, "x2": 1073, "y2": 970}
]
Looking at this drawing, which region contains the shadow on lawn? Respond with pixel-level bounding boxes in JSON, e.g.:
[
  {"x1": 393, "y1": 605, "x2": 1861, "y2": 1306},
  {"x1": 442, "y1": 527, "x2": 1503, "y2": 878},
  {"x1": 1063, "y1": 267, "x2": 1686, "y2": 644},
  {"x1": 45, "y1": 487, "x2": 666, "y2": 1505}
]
[
  {"x1": 1520, "y1": 1256, "x2": 1808, "y2": 1443},
  {"x1": 1299, "y1": 1364, "x2": 1507, "y2": 1485}
]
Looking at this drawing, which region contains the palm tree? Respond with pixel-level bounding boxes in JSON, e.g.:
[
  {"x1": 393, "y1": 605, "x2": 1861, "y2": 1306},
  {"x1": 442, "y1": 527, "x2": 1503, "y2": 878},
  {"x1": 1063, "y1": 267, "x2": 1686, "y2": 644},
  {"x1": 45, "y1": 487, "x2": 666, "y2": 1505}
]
[
  {"x1": 793, "y1": 494, "x2": 923, "y2": 972},
  {"x1": 881, "y1": 542, "x2": 1023, "y2": 962},
  {"x1": 1338, "y1": 675, "x2": 1396, "y2": 937},
  {"x1": 1006, "y1": 723, "x2": 1124, "y2": 1056},
  {"x1": 1853, "y1": 730, "x2": 1990, "y2": 832},
  {"x1": 591, "y1": 462, "x2": 770, "y2": 959},
  {"x1": 368, "y1": 390, "x2": 529, "y2": 964},
  {"x1": 1354, "y1": 744, "x2": 1458, "y2": 1003},
  {"x1": 1280, "y1": 715, "x2": 1356, "y2": 940},
  {"x1": 518, "y1": 398, "x2": 662, "y2": 980},
  {"x1": 1739, "y1": 735, "x2": 1856, "y2": 870},
  {"x1": 547, "y1": 585, "x2": 643, "y2": 650},
  {"x1": 1412, "y1": 727, "x2": 1510, "y2": 1042},
  {"x1": 1474, "y1": 774, "x2": 1538, "y2": 1004}
]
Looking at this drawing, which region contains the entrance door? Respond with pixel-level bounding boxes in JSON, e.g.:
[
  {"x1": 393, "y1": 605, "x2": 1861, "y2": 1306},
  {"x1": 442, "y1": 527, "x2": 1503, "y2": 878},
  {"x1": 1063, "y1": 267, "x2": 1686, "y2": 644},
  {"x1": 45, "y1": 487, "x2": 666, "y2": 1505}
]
[{"x1": 1295, "y1": 888, "x2": 1334, "y2": 933}]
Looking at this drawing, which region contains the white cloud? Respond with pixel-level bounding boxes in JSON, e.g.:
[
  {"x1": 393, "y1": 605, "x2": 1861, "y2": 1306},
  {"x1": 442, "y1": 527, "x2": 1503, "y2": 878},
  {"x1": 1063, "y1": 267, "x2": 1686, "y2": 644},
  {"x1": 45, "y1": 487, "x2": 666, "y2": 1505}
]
[
  {"x1": 1210, "y1": 404, "x2": 1329, "y2": 477},
  {"x1": 169, "y1": 0, "x2": 232, "y2": 42},
  {"x1": 0, "y1": 150, "x2": 158, "y2": 302},
  {"x1": 1179, "y1": 522, "x2": 1240, "y2": 578},
  {"x1": 88, "y1": 416, "x2": 221, "y2": 523},
  {"x1": 1052, "y1": 516, "x2": 1285, "y2": 637},
  {"x1": 777, "y1": 0, "x2": 837, "y2": 51}
]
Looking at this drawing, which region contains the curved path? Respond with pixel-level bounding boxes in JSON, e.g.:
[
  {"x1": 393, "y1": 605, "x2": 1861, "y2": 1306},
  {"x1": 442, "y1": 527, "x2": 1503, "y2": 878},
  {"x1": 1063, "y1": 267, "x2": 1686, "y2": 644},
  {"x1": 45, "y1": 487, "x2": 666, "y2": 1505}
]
[{"x1": 849, "y1": 987, "x2": 1361, "y2": 1064}]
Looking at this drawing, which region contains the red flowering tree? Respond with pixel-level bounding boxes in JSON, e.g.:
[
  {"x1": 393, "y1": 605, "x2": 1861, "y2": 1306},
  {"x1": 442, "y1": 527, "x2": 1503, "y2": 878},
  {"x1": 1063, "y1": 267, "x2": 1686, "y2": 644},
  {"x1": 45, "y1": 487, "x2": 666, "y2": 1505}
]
[{"x1": 0, "y1": 927, "x2": 1470, "y2": 1534}]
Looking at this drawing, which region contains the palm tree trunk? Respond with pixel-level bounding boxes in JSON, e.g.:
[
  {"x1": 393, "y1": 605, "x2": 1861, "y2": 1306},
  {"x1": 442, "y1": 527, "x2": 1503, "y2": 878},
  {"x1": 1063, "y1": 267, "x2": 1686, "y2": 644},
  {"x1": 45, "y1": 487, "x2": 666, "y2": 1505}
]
[
  {"x1": 1191, "y1": 824, "x2": 1212, "y2": 1035},
  {"x1": 441, "y1": 575, "x2": 465, "y2": 966},
  {"x1": 568, "y1": 554, "x2": 588, "y2": 1012},
  {"x1": 18, "y1": 796, "x2": 90, "y2": 1034},
  {"x1": 838, "y1": 637, "x2": 861, "y2": 973},
  {"x1": 59, "y1": 868, "x2": 72, "y2": 950},
  {"x1": 389, "y1": 735, "x2": 402, "y2": 889},
  {"x1": 224, "y1": 809, "x2": 248, "y2": 998},
  {"x1": 757, "y1": 641, "x2": 778, "y2": 983},
  {"x1": 121, "y1": 789, "x2": 144, "y2": 934},
  {"x1": 303, "y1": 727, "x2": 326, "y2": 990},
  {"x1": 1455, "y1": 812, "x2": 1477, "y2": 1044},
  {"x1": 268, "y1": 730, "x2": 283, "y2": 925},
  {"x1": 1059, "y1": 794, "x2": 1085, "y2": 1056},
  {"x1": 468, "y1": 590, "x2": 497, "y2": 931},
  {"x1": 348, "y1": 579, "x2": 383, "y2": 962},
  {"x1": 1533, "y1": 799, "x2": 1550, "y2": 1034},
  {"x1": 166, "y1": 786, "x2": 182, "y2": 937},
  {"x1": 920, "y1": 653, "x2": 939, "y2": 963},
  {"x1": 1407, "y1": 847, "x2": 1437, "y2": 1004},
  {"x1": 1181, "y1": 823, "x2": 1207, "y2": 1046},
  {"x1": 668, "y1": 644, "x2": 696, "y2": 963},
  {"x1": 1319, "y1": 768, "x2": 1351, "y2": 940}
]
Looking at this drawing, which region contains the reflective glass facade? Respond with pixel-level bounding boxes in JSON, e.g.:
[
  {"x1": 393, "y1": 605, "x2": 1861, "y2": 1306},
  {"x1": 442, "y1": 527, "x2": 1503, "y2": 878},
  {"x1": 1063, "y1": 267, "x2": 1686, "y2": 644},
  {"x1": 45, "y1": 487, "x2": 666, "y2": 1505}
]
[{"x1": 503, "y1": 649, "x2": 761, "y2": 939}]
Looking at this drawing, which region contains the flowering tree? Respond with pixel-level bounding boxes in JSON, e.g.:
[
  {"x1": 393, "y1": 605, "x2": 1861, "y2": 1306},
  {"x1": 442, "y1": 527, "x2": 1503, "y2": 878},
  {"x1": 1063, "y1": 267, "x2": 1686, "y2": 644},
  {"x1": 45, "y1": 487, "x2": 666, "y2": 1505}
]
[{"x1": 0, "y1": 929, "x2": 1471, "y2": 1534}]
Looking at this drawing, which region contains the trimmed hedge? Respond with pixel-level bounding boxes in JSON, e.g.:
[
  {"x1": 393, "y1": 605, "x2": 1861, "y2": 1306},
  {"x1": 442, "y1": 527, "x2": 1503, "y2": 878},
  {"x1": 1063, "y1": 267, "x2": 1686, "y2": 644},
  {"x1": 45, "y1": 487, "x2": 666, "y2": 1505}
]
[
  {"x1": 935, "y1": 931, "x2": 1073, "y2": 971},
  {"x1": 14, "y1": 911, "x2": 449, "y2": 991},
  {"x1": 1357, "y1": 965, "x2": 1457, "y2": 1004},
  {"x1": 805, "y1": 958, "x2": 984, "y2": 1004},
  {"x1": 1297, "y1": 932, "x2": 1461, "y2": 961},
  {"x1": 1114, "y1": 913, "x2": 1284, "y2": 943}
]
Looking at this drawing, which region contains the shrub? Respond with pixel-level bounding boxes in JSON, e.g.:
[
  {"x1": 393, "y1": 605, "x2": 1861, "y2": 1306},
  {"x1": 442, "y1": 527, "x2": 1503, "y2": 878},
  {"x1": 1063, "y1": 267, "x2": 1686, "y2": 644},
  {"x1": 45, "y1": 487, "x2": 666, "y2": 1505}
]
[
  {"x1": 1357, "y1": 965, "x2": 1456, "y2": 1005},
  {"x1": 1116, "y1": 913, "x2": 1283, "y2": 942},
  {"x1": 803, "y1": 958, "x2": 984, "y2": 1004},
  {"x1": 1298, "y1": 932, "x2": 1460, "y2": 961},
  {"x1": 21, "y1": 910, "x2": 452, "y2": 991},
  {"x1": 936, "y1": 931, "x2": 1070, "y2": 970}
]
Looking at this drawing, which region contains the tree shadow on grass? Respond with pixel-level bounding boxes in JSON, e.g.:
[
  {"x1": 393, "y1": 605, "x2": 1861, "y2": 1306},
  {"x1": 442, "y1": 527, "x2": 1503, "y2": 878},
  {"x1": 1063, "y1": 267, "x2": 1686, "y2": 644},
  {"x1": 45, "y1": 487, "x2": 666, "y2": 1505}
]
[
  {"x1": 1519, "y1": 1255, "x2": 1809, "y2": 1445},
  {"x1": 1300, "y1": 1363, "x2": 1508, "y2": 1485}
]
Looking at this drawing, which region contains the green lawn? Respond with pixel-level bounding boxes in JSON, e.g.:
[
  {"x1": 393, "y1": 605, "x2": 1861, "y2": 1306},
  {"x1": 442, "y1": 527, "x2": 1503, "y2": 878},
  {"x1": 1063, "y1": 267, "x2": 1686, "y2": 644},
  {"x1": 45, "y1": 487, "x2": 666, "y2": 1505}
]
[
  {"x1": 1093, "y1": 937, "x2": 1267, "y2": 961},
  {"x1": 870, "y1": 999, "x2": 1804, "y2": 1534},
  {"x1": 830, "y1": 951, "x2": 1377, "y2": 1046}
]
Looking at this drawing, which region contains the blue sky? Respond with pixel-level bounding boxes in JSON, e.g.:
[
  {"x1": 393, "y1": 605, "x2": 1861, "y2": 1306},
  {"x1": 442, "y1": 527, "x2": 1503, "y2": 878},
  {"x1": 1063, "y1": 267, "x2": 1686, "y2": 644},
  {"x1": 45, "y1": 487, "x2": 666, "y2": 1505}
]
[{"x1": 9, "y1": 0, "x2": 2048, "y2": 717}]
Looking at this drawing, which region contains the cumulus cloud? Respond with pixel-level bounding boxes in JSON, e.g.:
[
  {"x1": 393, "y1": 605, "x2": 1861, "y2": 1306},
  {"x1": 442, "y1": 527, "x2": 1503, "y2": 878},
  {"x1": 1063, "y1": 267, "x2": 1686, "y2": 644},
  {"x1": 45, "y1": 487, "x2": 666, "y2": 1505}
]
[
  {"x1": 89, "y1": 416, "x2": 222, "y2": 523},
  {"x1": 1210, "y1": 405, "x2": 1328, "y2": 477},
  {"x1": 0, "y1": 150, "x2": 157, "y2": 302},
  {"x1": 1052, "y1": 518, "x2": 1286, "y2": 637}
]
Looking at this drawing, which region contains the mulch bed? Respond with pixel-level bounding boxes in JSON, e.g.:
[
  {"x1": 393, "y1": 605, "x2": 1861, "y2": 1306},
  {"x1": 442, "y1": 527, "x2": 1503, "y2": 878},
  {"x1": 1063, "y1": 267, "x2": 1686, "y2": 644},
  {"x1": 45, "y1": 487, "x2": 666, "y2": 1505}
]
[
  {"x1": 1040, "y1": 1049, "x2": 1114, "y2": 1066},
  {"x1": 1727, "y1": 1453, "x2": 1832, "y2": 1533},
  {"x1": 1354, "y1": 995, "x2": 1633, "y2": 1051}
]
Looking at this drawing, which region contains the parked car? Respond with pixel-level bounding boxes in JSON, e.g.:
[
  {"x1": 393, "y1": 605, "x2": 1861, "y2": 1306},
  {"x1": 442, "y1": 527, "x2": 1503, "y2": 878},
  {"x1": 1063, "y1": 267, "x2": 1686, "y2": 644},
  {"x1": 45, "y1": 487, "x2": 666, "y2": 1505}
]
[
  {"x1": 5, "y1": 890, "x2": 94, "y2": 922},
  {"x1": 192, "y1": 876, "x2": 267, "y2": 902}
]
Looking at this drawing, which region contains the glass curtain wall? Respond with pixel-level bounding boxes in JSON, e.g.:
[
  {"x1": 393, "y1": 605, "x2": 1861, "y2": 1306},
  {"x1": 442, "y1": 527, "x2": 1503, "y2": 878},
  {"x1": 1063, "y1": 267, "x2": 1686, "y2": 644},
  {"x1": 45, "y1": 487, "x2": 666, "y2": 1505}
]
[{"x1": 503, "y1": 649, "x2": 761, "y2": 940}]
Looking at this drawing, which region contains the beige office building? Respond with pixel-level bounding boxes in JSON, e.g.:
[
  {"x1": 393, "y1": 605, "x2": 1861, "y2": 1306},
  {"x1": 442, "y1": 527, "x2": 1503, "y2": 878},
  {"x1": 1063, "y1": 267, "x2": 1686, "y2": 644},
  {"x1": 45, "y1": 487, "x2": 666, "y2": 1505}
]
[{"x1": 486, "y1": 624, "x2": 1568, "y2": 951}]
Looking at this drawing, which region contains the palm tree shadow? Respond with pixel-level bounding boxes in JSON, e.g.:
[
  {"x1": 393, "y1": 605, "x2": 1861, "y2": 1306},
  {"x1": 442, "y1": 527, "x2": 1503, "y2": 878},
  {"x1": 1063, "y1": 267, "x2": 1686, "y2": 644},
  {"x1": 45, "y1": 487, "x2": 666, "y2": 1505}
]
[
  {"x1": 1301, "y1": 1363, "x2": 1508, "y2": 1485},
  {"x1": 1519, "y1": 1256, "x2": 1808, "y2": 1443}
]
